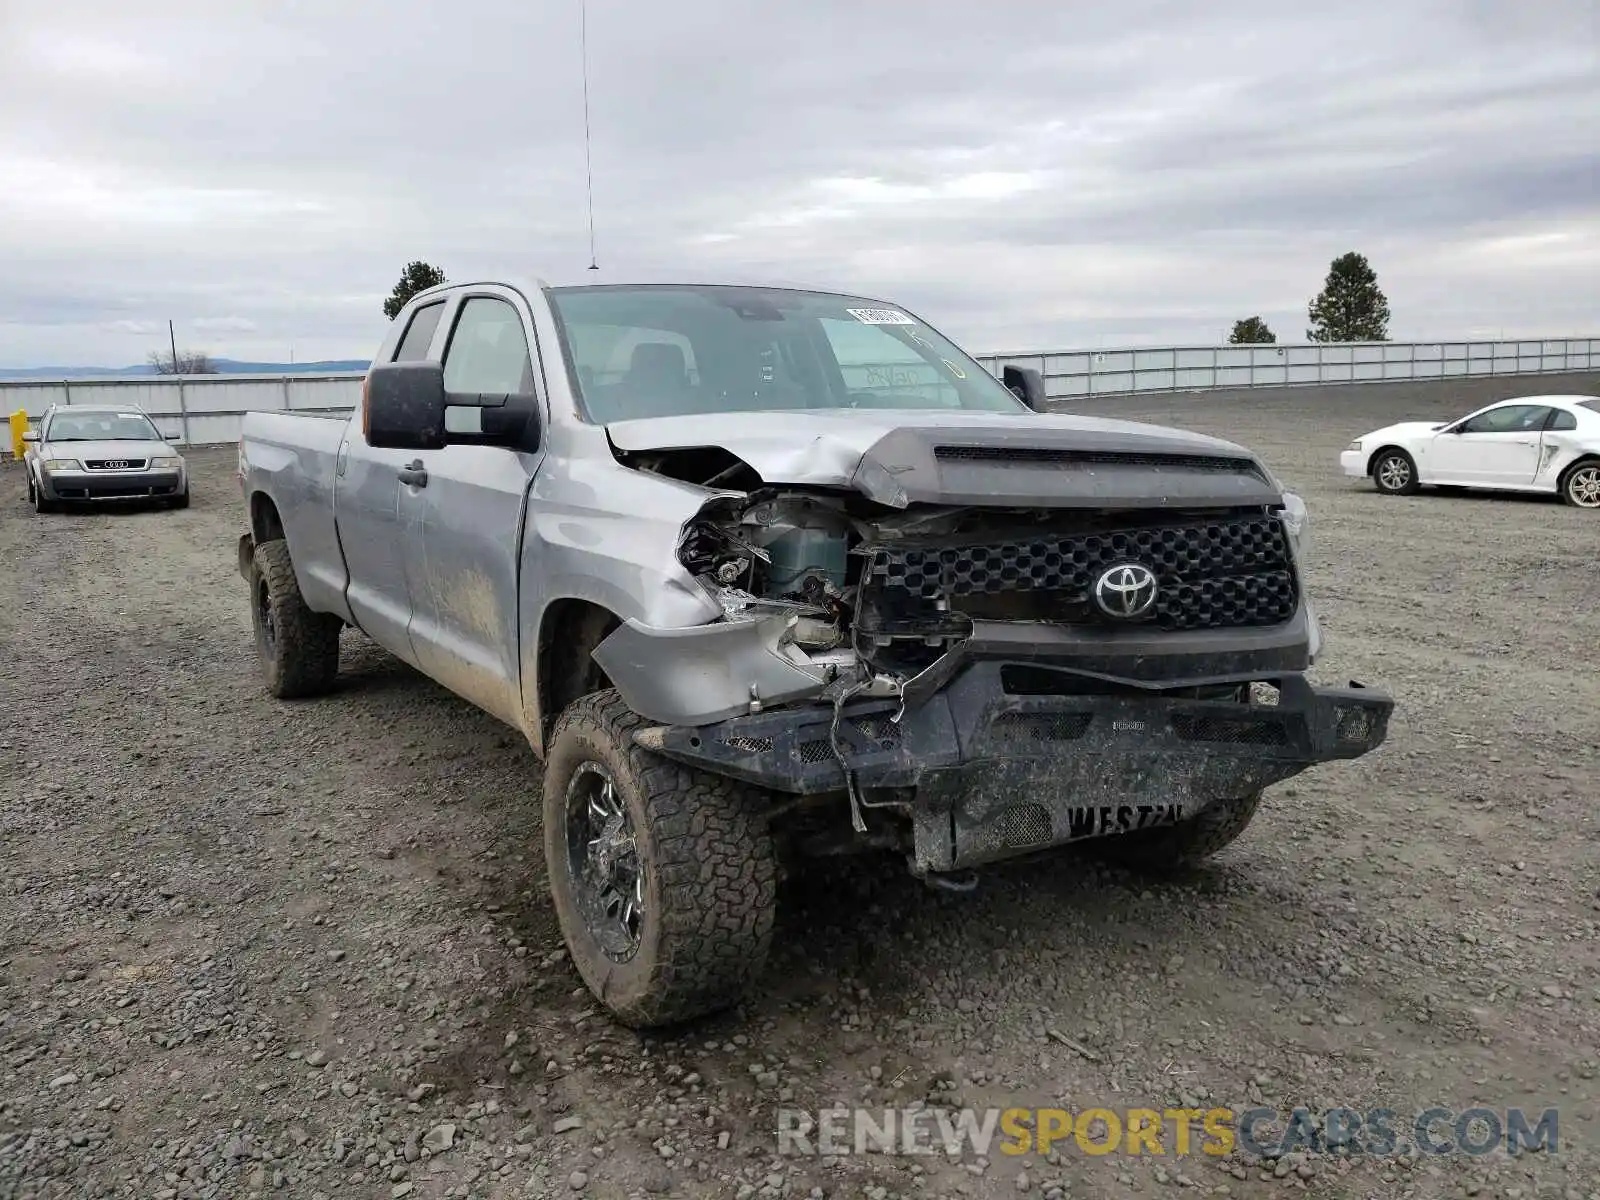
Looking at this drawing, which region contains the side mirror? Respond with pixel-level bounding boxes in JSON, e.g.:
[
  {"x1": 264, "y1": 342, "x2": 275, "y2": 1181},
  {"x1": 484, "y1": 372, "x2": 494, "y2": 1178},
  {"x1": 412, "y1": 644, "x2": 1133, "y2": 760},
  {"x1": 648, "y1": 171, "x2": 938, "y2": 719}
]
[
  {"x1": 1002, "y1": 365, "x2": 1047, "y2": 411},
  {"x1": 21, "y1": 430, "x2": 39, "y2": 443},
  {"x1": 165, "y1": 431, "x2": 182, "y2": 441},
  {"x1": 364, "y1": 361, "x2": 537, "y2": 451}
]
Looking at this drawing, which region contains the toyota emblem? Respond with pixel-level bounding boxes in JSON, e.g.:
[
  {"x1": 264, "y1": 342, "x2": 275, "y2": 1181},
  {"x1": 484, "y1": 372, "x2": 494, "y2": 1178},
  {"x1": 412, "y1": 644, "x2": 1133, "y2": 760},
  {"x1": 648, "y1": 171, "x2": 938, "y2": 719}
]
[{"x1": 1092, "y1": 563, "x2": 1158, "y2": 619}]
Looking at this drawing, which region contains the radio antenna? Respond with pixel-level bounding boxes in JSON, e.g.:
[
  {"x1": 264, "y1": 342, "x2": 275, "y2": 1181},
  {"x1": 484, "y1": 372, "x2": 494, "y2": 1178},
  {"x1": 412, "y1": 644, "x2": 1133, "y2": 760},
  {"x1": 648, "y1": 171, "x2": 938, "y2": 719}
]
[{"x1": 581, "y1": 0, "x2": 599, "y2": 271}]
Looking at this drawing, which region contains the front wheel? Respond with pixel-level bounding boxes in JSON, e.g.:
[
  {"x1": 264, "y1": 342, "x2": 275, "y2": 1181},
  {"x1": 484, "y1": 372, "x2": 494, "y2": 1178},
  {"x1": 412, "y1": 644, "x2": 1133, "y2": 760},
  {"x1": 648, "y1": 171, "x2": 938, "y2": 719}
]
[
  {"x1": 170, "y1": 487, "x2": 190, "y2": 509},
  {"x1": 249, "y1": 539, "x2": 341, "y2": 698},
  {"x1": 1371, "y1": 449, "x2": 1419, "y2": 495},
  {"x1": 1560, "y1": 461, "x2": 1600, "y2": 508},
  {"x1": 542, "y1": 690, "x2": 778, "y2": 1028},
  {"x1": 32, "y1": 478, "x2": 58, "y2": 514},
  {"x1": 1089, "y1": 790, "x2": 1263, "y2": 873}
]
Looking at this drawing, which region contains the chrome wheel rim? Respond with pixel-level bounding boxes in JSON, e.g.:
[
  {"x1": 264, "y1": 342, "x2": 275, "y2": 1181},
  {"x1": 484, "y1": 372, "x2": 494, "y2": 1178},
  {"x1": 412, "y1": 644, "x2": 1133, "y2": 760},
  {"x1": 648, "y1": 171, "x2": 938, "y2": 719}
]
[
  {"x1": 565, "y1": 761, "x2": 645, "y2": 961},
  {"x1": 1568, "y1": 466, "x2": 1600, "y2": 508},
  {"x1": 256, "y1": 578, "x2": 276, "y2": 652},
  {"x1": 1377, "y1": 455, "x2": 1411, "y2": 491}
]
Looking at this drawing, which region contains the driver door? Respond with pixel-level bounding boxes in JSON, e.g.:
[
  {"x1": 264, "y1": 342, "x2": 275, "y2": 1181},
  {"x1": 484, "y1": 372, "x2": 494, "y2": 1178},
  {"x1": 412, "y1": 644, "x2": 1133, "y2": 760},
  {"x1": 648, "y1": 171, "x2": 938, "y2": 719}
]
[{"x1": 1427, "y1": 404, "x2": 1550, "y2": 485}]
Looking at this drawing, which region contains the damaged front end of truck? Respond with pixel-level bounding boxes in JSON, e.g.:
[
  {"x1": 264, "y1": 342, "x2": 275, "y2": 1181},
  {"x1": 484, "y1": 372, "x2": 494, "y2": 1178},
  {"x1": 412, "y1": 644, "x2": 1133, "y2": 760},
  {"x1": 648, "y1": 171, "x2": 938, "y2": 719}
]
[{"x1": 591, "y1": 416, "x2": 1393, "y2": 880}]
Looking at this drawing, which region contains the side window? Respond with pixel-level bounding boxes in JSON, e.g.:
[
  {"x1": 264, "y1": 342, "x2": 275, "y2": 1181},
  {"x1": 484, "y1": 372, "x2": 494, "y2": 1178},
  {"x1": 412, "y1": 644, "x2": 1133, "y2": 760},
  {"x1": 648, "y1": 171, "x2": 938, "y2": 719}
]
[
  {"x1": 442, "y1": 298, "x2": 535, "y2": 395},
  {"x1": 1457, "y1": 405, "x2": 1546, "y2": 434},
  {"x1": 819, "y1": 318, "x2": 960, "y2": 406},
  {"x1": 394, "y1": 301, "x2": 446, "y2": 361},
  {"x1": 1547, "y1": 409, "x2": 1577, "y2": 432}
]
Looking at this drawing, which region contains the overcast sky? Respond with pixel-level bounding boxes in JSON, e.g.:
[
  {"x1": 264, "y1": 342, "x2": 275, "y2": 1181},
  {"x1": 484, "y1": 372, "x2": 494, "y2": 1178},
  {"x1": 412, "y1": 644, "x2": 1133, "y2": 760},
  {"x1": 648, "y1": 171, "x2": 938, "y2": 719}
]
[{"x1": 1, "y1": 0, "x2": 1595, "y2": 367}]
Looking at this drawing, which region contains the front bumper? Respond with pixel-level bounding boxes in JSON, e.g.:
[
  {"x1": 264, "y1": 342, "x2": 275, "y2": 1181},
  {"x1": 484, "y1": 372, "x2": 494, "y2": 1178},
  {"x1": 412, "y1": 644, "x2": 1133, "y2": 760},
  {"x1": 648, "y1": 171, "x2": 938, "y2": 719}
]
[
  {"x1": 40, "y1": 467, "x2": 184, "y2": 501},
  {"x1": 598, "y1": 602, "x2": 1324, "y2": 729},
  {"x1": 638, "y1": 663, "x2": 1392, "y2": 873},
  {"x1": 1339, "y1": 449, "x2": 1368, "y2": 478}
]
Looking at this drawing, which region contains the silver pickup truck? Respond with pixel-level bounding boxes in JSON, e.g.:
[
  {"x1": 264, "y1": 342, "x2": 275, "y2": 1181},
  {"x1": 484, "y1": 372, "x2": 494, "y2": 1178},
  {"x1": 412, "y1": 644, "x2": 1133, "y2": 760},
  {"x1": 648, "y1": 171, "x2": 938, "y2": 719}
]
[{"x1": 237, "y1": 278, "x2": 1392, "y2": 1027}]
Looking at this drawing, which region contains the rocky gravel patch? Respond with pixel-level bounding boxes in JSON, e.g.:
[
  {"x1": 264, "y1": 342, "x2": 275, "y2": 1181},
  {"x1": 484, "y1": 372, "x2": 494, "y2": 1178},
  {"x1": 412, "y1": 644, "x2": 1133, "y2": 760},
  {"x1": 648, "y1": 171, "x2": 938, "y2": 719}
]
[{"x1": 2, "y1": 375, "x2": 1598, "y2": 1199}]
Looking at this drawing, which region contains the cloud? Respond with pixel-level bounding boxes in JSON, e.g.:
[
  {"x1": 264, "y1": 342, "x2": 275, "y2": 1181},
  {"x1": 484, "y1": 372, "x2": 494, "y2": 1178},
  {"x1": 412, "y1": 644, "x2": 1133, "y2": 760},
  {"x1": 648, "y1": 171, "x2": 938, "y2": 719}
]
[
  {"x1": 191, "y1": 316, "x2": 258, "y2": 334},
  {"x1": 0, "y1": 0, "x2": 1595, "y2": 366}
]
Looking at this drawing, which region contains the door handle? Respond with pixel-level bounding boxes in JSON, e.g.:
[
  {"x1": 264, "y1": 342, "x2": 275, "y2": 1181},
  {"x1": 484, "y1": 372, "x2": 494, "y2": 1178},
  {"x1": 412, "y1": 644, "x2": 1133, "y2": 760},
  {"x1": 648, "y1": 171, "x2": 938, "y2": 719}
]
[{"x1": 398, "y1": 460, "x2": 428, "y2": 488}]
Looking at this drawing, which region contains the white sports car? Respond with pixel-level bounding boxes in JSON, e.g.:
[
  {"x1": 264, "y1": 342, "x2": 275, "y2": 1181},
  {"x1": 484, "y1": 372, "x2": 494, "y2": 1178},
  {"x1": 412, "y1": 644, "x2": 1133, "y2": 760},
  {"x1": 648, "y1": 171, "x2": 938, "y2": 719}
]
[{"x1": 1340, "y1": 394, "x2": 1600, "y2": 508}]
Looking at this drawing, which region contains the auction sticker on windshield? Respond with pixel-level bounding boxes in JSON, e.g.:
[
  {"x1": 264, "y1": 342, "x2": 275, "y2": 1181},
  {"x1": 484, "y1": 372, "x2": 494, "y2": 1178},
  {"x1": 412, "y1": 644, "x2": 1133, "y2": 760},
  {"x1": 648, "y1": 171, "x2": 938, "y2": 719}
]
[{"x1": 846, "y1": 308, "x2": 916, "y2": 325}]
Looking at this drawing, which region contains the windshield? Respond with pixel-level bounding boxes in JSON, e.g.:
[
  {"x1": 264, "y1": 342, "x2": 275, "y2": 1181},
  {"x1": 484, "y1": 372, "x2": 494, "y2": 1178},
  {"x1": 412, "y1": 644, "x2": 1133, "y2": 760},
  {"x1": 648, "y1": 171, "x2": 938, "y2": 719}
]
[
  {"x1": 46, "y1": 411, "x2": 161, "y2": 442},
  {"x1": 546, "y1": 284, "x2": 1026, "y2": 422}
]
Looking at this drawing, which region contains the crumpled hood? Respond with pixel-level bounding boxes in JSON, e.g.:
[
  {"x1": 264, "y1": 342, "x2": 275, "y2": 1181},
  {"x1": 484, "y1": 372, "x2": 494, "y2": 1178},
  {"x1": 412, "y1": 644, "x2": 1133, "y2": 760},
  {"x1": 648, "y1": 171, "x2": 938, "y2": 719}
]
[
  {"x1": 607, "y1": 408, "x2": 1284, "y2": 509},
  {"x1": 43, "y1": 438, "x2": 171, "y2": 461}
]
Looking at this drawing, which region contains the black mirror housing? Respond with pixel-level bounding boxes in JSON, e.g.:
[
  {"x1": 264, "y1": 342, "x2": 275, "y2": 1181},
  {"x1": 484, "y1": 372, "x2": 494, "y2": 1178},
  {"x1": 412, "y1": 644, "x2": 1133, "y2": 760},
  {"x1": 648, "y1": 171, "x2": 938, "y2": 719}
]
[
  {"x1": 365, "y1": 361, "x2": 539, "y2": 452},
  {"x1": 366, "y1": 361, "x2": 449, "y2": 451},
  {"x1": 1002, "y1": 365, "x2": 1048, "y2": 411}
]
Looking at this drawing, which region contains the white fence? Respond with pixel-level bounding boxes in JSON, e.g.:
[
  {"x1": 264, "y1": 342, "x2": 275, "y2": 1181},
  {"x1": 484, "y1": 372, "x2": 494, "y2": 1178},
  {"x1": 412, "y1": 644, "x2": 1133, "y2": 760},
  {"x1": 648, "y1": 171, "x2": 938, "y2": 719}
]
[
  {"x1": 978, "y1": 336, "x2": 1600, "y2": 400},
  {"x1": 1, "y1": 374, "x2": 362, "y2": 447},
  {"x1": 3, "y1": 335, "x2": 1597, "y2": 448}
]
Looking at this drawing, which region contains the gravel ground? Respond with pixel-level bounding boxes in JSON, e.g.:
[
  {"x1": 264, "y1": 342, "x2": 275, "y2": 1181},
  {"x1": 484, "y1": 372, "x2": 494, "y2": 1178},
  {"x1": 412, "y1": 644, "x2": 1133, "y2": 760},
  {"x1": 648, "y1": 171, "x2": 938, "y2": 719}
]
[{"x1": 2, "y1": 373, "x2": 1598, "y2": 1200}]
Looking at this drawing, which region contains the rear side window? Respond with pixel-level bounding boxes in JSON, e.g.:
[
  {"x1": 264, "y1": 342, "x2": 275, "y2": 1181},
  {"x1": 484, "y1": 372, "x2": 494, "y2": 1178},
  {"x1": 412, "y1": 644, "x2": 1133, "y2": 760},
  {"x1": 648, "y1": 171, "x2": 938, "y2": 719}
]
[
  {"x1": 394, "y1": 301, "x2": 446, "y2": 361},
  {"x1": 442, "y1": 298, "x2": 535, "y2": 395},
  {"x1": 1547, "y1": 409, "x2": 1577, "y2": 431}
]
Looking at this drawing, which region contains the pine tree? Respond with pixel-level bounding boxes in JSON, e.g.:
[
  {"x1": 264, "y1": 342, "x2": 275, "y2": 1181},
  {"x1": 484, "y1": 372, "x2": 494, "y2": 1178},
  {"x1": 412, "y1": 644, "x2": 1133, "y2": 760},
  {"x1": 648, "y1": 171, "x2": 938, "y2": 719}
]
[
  {"x1": 383, "y1": 261, "x2": 448, "y2": 320},
  {"x1": 1306, "y1": 252, "x2": 1390, "y2": 342},
  {"x1": 1228, "y1": 317, "x2": 1276, "y2": 344}
]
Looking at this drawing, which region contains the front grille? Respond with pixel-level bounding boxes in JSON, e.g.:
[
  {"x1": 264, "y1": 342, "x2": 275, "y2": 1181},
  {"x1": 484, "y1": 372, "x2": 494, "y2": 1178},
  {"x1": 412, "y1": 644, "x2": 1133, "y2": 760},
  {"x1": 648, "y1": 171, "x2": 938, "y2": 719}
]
[
  {"x1": 866, "y1": 515, "x2": 1297, "y2": 632},
  {"x1": 726, "y1": 736, "x2": 774, "y2": 754},
  {"x1": 934, "y1": 445, "x2": 1263, "y2": 477},
  {"x1": 1171, "y1": 712, "x2": 1288, "y2": 746},
  {"x1": 85, "y1": 459, "x2": 146, "y2": 470}
]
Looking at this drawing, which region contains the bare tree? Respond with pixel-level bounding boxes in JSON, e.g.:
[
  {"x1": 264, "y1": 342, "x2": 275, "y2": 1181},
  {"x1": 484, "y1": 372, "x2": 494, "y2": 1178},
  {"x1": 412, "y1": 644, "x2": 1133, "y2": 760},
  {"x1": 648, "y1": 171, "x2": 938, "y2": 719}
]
[{"x1": 148, "y1": 349, "x2": 216, "y2": 375}]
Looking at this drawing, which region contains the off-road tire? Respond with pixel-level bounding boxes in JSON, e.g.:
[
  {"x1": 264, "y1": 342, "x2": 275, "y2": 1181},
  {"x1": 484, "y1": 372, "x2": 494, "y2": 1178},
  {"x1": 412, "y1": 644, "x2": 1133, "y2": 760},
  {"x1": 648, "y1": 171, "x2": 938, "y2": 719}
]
[
  {"x1": 1090, "y1": 790, "x2": 1263, "y2": 873},
  {"x1": 249, "y1": 539, "x2": 341, "y2": 699},
  {"x1": 543, "y1": 690, "x2": 777, "y2": 1028},
  {"x1": 1370, "y1": 448, "x2": 1419, "y2": 496},
  {"x1": 1558, "y1": 459, "x2": 1600, "y2": 508}
]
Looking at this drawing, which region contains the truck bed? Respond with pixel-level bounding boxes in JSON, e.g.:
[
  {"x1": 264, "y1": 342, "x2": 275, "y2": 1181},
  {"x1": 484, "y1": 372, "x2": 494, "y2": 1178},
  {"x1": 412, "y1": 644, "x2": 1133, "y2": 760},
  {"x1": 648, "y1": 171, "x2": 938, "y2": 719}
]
[{"x1": 239, "y1": 410, "x2": 352, "y2": 621}]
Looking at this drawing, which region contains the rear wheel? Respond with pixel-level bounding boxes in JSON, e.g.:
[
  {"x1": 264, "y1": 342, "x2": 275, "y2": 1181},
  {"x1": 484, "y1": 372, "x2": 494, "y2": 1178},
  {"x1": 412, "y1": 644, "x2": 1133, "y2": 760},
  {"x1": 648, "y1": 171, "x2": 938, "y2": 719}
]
[
  {"x1": 249, "y1": 539, "x2": 341, "y2": 698},
  {"x1": 1371, "y1": 449, "x2": 1419, "y2": 495},
  {"x1": 542, "y1": 690, "x2": 778, "y2": 1028},
  {"x1": 1560, "y1": 461, "x2": 1600, "y2": 508},
  {"x1": 1090, "y1": 790, "x2": 1263, "y2": 872}
]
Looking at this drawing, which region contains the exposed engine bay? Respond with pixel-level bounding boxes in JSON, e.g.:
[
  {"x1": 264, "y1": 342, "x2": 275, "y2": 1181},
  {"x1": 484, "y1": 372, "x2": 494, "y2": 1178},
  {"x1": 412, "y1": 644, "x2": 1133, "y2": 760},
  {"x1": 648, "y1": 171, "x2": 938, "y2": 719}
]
[{"x1": 673, "y1": 484, "x2": 1302, "y2": 686}]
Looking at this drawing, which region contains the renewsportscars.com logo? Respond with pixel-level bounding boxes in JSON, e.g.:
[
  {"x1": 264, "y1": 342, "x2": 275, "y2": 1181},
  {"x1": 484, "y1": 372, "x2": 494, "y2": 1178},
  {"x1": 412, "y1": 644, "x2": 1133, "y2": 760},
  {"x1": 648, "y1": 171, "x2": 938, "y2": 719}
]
[{"x1": 777, "y1": 1106, "x2": 1560, "y2": 1160}]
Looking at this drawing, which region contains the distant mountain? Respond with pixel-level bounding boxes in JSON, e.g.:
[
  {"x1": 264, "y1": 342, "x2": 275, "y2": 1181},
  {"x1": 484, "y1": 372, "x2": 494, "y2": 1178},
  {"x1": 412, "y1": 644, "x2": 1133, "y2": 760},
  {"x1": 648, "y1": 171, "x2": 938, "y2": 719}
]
[{"x1": 0, "y1": 359, "x2": 370, "y2": 380}]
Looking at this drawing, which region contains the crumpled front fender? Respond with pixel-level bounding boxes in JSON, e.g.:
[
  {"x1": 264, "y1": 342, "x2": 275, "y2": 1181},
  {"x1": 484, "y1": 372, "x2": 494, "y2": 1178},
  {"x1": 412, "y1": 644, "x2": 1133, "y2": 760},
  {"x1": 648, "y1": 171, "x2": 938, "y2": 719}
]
[{"x1": 592, "y1": 615, "x2": 841, "y2": 726}]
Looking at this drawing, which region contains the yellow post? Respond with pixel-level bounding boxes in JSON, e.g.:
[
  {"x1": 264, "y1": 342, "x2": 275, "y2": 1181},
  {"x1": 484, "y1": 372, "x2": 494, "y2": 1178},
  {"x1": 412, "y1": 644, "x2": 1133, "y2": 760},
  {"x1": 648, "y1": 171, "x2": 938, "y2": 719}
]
[{"x1": 8, "y1": 410, "x2": 26, "y2": 459}]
